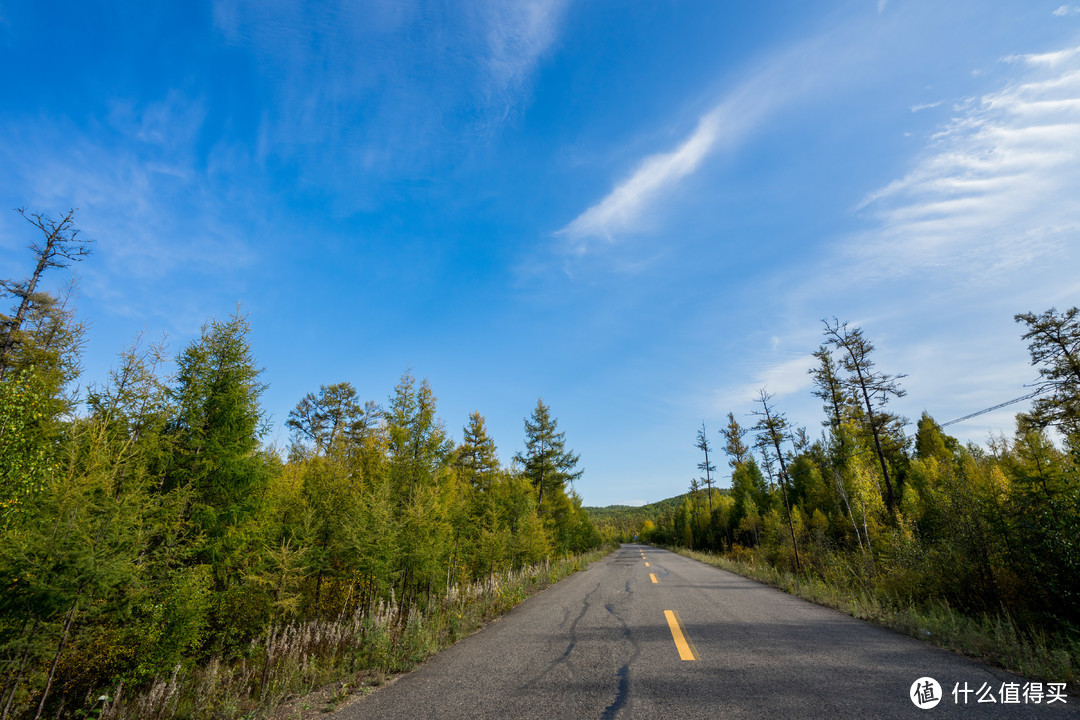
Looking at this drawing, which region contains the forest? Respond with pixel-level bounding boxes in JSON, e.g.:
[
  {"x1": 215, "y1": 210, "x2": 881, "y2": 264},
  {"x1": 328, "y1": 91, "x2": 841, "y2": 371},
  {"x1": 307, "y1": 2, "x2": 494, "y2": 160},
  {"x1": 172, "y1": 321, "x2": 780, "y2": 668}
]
[
  {"x1": 597, "y1": 308, "x2": 1080, "y2": 683},
  {"x1": 0, "y1": 211, "x2": 602, "y2": 719}
]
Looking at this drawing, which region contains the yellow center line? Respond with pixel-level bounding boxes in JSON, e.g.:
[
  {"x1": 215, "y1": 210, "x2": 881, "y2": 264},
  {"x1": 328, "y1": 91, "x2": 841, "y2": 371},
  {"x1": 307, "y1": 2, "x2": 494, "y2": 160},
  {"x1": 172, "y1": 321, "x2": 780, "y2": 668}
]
[
  {"x1": 664, "y1": 610, "x2": 699, "y2": 661},
  {"x1": 644, "y1": 562, "x2": 649, "y2": 567},
  {"x1": 649, "y1": 573, "x2": 658, "y2": 584}
]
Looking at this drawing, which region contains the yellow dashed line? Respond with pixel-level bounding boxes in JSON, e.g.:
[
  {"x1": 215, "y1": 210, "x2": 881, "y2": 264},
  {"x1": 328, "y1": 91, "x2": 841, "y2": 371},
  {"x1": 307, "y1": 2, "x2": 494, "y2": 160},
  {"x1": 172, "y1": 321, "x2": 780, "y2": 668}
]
[
  {"x1": 649, "y1": 573, "x2": 658, "y2": 584},
  {"x1": 664, "y1": 610, "x2": 699, "y2": 661}
]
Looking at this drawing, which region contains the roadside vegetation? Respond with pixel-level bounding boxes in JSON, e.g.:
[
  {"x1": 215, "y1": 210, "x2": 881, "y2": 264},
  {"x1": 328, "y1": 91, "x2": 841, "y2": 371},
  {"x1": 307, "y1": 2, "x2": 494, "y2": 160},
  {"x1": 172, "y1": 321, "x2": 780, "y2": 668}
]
[
  {"x1": 595, "y1": 312, "x2": 1080, "y2": 693},
  {"x1": 0, "y1": 210, "x2": 603, "y2": 720}
]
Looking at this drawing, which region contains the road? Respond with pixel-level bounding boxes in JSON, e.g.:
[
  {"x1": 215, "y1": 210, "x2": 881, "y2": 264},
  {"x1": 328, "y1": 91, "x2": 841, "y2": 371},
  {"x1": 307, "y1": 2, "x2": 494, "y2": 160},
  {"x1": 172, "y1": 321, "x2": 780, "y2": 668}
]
[{"x1": 336, "y1": 544, "x2": 1078, "y2": 719}]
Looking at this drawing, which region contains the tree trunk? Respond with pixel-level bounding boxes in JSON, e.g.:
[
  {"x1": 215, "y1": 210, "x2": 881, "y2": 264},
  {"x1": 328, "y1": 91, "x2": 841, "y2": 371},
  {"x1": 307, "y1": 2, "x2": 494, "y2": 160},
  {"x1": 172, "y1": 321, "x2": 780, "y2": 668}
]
[{"x1": 33, "y1": 594, "x2": 81, "y2": 720}]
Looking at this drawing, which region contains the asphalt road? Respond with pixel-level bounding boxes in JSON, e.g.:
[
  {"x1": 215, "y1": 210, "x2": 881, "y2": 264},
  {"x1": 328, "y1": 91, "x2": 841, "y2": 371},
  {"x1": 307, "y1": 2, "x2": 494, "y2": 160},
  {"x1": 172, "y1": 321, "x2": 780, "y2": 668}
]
[{"x1": 336, "y1": 544, "x2": 1079, "y2": 719}]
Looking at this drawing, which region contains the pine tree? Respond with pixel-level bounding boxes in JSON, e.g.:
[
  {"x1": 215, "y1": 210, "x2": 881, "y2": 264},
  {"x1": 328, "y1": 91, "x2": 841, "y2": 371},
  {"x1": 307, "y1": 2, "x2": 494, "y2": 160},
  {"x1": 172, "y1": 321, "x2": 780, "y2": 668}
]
[{"x1": 287, "y1": 381, "x2": 373, "y2": 456}]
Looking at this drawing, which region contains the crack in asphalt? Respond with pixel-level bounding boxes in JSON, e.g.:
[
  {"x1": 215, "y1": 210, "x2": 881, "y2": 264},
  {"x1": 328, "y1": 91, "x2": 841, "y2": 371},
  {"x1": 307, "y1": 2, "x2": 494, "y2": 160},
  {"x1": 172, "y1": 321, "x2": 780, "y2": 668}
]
[
  {"x1": 600, "y1": 558, "x2": 641, "y2": 719},
  {"x1": 523, "y1": 580, "x2": 603, "y2": 690}
]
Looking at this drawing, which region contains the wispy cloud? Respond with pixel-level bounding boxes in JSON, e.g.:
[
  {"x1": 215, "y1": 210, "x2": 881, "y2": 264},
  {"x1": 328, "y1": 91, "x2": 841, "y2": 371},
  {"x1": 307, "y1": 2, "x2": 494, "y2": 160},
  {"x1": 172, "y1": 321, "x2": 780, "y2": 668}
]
[
  {"x1": 910, "y1": 100, "x2": 943, "y2": 112},
  {"x1": 555, "y1": 75, "x2": 786, "y2": 247},
  {"x1": 0, "y1": 92, "x2": 261, "y2": 331},
  {"x1": 557, "y1": 109, "x2": 727, "y2": 246},
  {"x1": 849, "y1": 46, "x2": 1080, "y2": 280},
  {"x1": 555, "y1": 17, "x2": 880, "y2": 251},
  {"x1": 481, "y1": 0, "x2": 568, "y2": 113},
  {"x1": 1053, "y1": 5, "x2": 1080, "y2": 17},
  {"x1": 213, "y1": 0, "x2": 567, "y2": 189}
]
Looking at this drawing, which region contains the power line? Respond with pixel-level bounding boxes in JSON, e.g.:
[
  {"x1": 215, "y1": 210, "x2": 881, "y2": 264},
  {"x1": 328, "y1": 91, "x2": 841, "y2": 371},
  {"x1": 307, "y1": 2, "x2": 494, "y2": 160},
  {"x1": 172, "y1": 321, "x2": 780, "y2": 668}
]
[{"x1": 939, "y1": 388, "x2": 1046, "y2": 428}]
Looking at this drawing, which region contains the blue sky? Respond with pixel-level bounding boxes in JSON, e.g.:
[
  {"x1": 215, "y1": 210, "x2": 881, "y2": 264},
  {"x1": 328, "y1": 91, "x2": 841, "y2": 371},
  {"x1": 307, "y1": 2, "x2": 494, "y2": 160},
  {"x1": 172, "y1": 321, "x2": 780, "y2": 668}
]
[{"x1": 2, "y1": 1, "x2": 1079, "y2": 506}]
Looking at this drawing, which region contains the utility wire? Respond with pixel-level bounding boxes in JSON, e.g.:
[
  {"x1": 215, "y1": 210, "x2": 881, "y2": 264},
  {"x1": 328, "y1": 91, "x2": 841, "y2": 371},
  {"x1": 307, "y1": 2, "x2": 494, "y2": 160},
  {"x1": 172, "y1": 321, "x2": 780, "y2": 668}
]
[{"x1": 940, "y1": 387, "x2": 1046, "y2": 428}]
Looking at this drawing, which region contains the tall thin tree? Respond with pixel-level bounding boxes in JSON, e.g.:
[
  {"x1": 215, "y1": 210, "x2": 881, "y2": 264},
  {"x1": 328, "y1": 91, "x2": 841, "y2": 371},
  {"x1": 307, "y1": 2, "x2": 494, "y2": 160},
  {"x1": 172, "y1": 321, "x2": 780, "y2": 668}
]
[
  {"x1": 695, "y1": 422, "x2": 716, "y2": 514},
  {"x1": 822, "y1": 318, "x2": 906, "y2": 514},
  {"x1": 752, "y1": 389, "x2": 801, "y2": 571}
]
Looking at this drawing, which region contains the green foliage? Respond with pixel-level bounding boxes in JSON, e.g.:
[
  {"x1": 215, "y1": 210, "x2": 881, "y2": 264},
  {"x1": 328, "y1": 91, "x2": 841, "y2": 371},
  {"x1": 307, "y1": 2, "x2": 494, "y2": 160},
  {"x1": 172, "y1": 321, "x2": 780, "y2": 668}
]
[
  {"x1": 1015, "y1": 306, "x2": 1080, "y2": 445},
  {"x1": 514, "y1": 398, "x2": 582, "y2": 521},
  {"x1": 0, "y1": 369, "x2": 58, "y2": 523}
]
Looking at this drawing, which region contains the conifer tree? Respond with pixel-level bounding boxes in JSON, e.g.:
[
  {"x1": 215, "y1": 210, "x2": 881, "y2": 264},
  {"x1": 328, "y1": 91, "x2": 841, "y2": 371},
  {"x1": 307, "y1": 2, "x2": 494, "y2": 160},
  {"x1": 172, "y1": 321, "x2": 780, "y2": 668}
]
[
  {"x1": 385, "y1": 373, "x2": 451, "y2": 498},
  {"x1": 287, "y1": 381, "x2": 371, "y2": 455},
  {"x1": 165, "y1": 311, "x2": 270, "y2": 580},
  {"x1": 822, "y1": 318, "x2": 907, "y2": 513},
  {"x1": 809, "y1": 344, "x2": 847, "y2": 440},
  {"x1": 514, "y1": 398, "x2": 582, "y2": 517},
  {"x1": 0, "y1": 209, "x2": 90, "y2": 381},
  {"x1": 695, "y1": 422, "x2": 716, "y2": 514},
  {"x1": 456, "y1": 411, "x2": 500, "y2": 490},
  {"x1": 1014, "y1": 306, "x2": 1080, "y2": 444},
  {"x1": 752, "y1": 389, "x2": 801, "y2": 570},
  {"x1": 720, "y1": 411, "x2": 750, "y2": 468}
]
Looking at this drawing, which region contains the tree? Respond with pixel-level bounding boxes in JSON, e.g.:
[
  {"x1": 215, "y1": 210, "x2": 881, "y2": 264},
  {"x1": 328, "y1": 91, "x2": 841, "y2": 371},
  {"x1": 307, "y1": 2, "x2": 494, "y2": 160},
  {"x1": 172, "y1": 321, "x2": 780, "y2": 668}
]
[
  {"x1": 165, "y1": 310, "x2": 270, "y2": 580},
  {"x1": 0, "y1": 209, "x2": 90, "y2": 380},
  {"x1": 385, "y1": 372, "x2": 452, "y2": 498},
  {"x1": 1014, "y1": 306, "x2": 1080, "y2": 444},
  {"x1": 720, "y1": 412, "x2": 750, "y2": 468},
  {"x1": 456, "y1": 411, "x2": 500, "y2": 491},
  {"x1": 695, "y1": 422, "x2": 716, "y2": 514},
  {"x1": 752, "y1": 389, "x2": 801, "y2": 570},
  {"x1": 809, "y1": 344, "x2": 847, "y2": 440},
  {"x1": 822, "y1": 318, "x2": 907, "y2": 513},
  {"x1": 514, "y1": 398, "x2": 582, "y2": 517},
  {"x1": 286, "y1": 381, "x2": 372, "y2": 455}
]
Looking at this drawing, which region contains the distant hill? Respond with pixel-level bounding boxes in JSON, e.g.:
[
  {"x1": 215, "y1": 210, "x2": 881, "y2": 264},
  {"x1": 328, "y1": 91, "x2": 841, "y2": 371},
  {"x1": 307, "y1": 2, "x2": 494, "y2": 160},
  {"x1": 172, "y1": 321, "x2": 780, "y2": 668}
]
[{"x1": 585, "y1": 488, "x2": 730, "y2": 523}]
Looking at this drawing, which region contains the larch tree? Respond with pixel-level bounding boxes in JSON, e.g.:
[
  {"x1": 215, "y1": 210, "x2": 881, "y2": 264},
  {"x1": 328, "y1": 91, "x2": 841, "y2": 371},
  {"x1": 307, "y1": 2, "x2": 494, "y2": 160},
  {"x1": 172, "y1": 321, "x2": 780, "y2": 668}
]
[
  {"x1": 695, "y1": 422, "x2": 716, "y2": 514},
  {"x1": 514, "y1": 398, "x2": 581, "y2": 517},
  {"x1": 0, "y1": 209, "x2": 90, "y2": 381},
  {"x1": 752, "y1": 389, "x2": 801, "y2": 571},
  {"x1": 822, "y1": 318, "x2": 907, "y2": 514},
  {"x1": 456, "y1": 411, "x2": 500, "y2": 491},
  {"x1": 809, "y1": 345, "x2": 848, "y2": 443},
  {"x1": 1014, "y1": 306, "x2": 1080, "y2": 445},
  {"x1": 720, "y1": 411, "x2": 750, "y2": 468}
]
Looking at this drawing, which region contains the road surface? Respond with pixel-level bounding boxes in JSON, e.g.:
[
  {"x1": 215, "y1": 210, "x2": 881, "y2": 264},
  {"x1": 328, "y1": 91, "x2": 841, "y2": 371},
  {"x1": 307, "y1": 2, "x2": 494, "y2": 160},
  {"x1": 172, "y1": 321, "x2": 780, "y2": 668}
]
[{"x1": 336, "y1": 544, "x2": 1078, "y2": 719}]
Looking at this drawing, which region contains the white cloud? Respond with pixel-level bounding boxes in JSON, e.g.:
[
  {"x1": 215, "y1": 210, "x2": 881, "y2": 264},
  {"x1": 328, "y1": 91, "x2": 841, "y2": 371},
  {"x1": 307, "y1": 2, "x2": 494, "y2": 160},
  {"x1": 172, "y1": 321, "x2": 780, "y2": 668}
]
[
  {"x1": 1053, "y1": 5, "x2": 1080, "y2": 16},
  {"x1": 1005, "y1": 45, "x2": 1080, "y2": 67},
  {"x1": 849, "y1": 45, "x2": 1080, "y2": 280},
  {"x1": 555, "y1": 24, "x2": 856, "y2": 248},
  {"x1": 729, "y1": 353, "x2": 818, "y2": 406},
  {"x1": 910, "y1": 100, "x2": 943, "y2": 112},
  {"x1": 556, "y1": 109, "x2": 727, "y2": 246},
  {"x1": 482, "y1": 0, "x2": 568, "y2": 107}
]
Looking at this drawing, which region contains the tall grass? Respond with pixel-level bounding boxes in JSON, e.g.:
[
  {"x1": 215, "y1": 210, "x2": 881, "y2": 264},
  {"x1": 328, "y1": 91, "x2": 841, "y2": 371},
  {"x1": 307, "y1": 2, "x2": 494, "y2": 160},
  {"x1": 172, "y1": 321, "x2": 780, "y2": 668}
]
[
  {"x1": 672, "y1": 547, "x2": 1079, "y2": 696},
  {"x1": 98, "y1": 548, "x2": 611, "y2": 720}
]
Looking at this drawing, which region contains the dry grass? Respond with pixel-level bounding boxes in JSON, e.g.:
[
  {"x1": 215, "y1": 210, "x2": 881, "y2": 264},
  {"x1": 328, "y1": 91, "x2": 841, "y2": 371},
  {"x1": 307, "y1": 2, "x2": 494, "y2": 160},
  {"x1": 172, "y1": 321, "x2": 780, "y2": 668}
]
[{"x1": 101, "y1": 548, "x2": 612, "y2": 720}]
